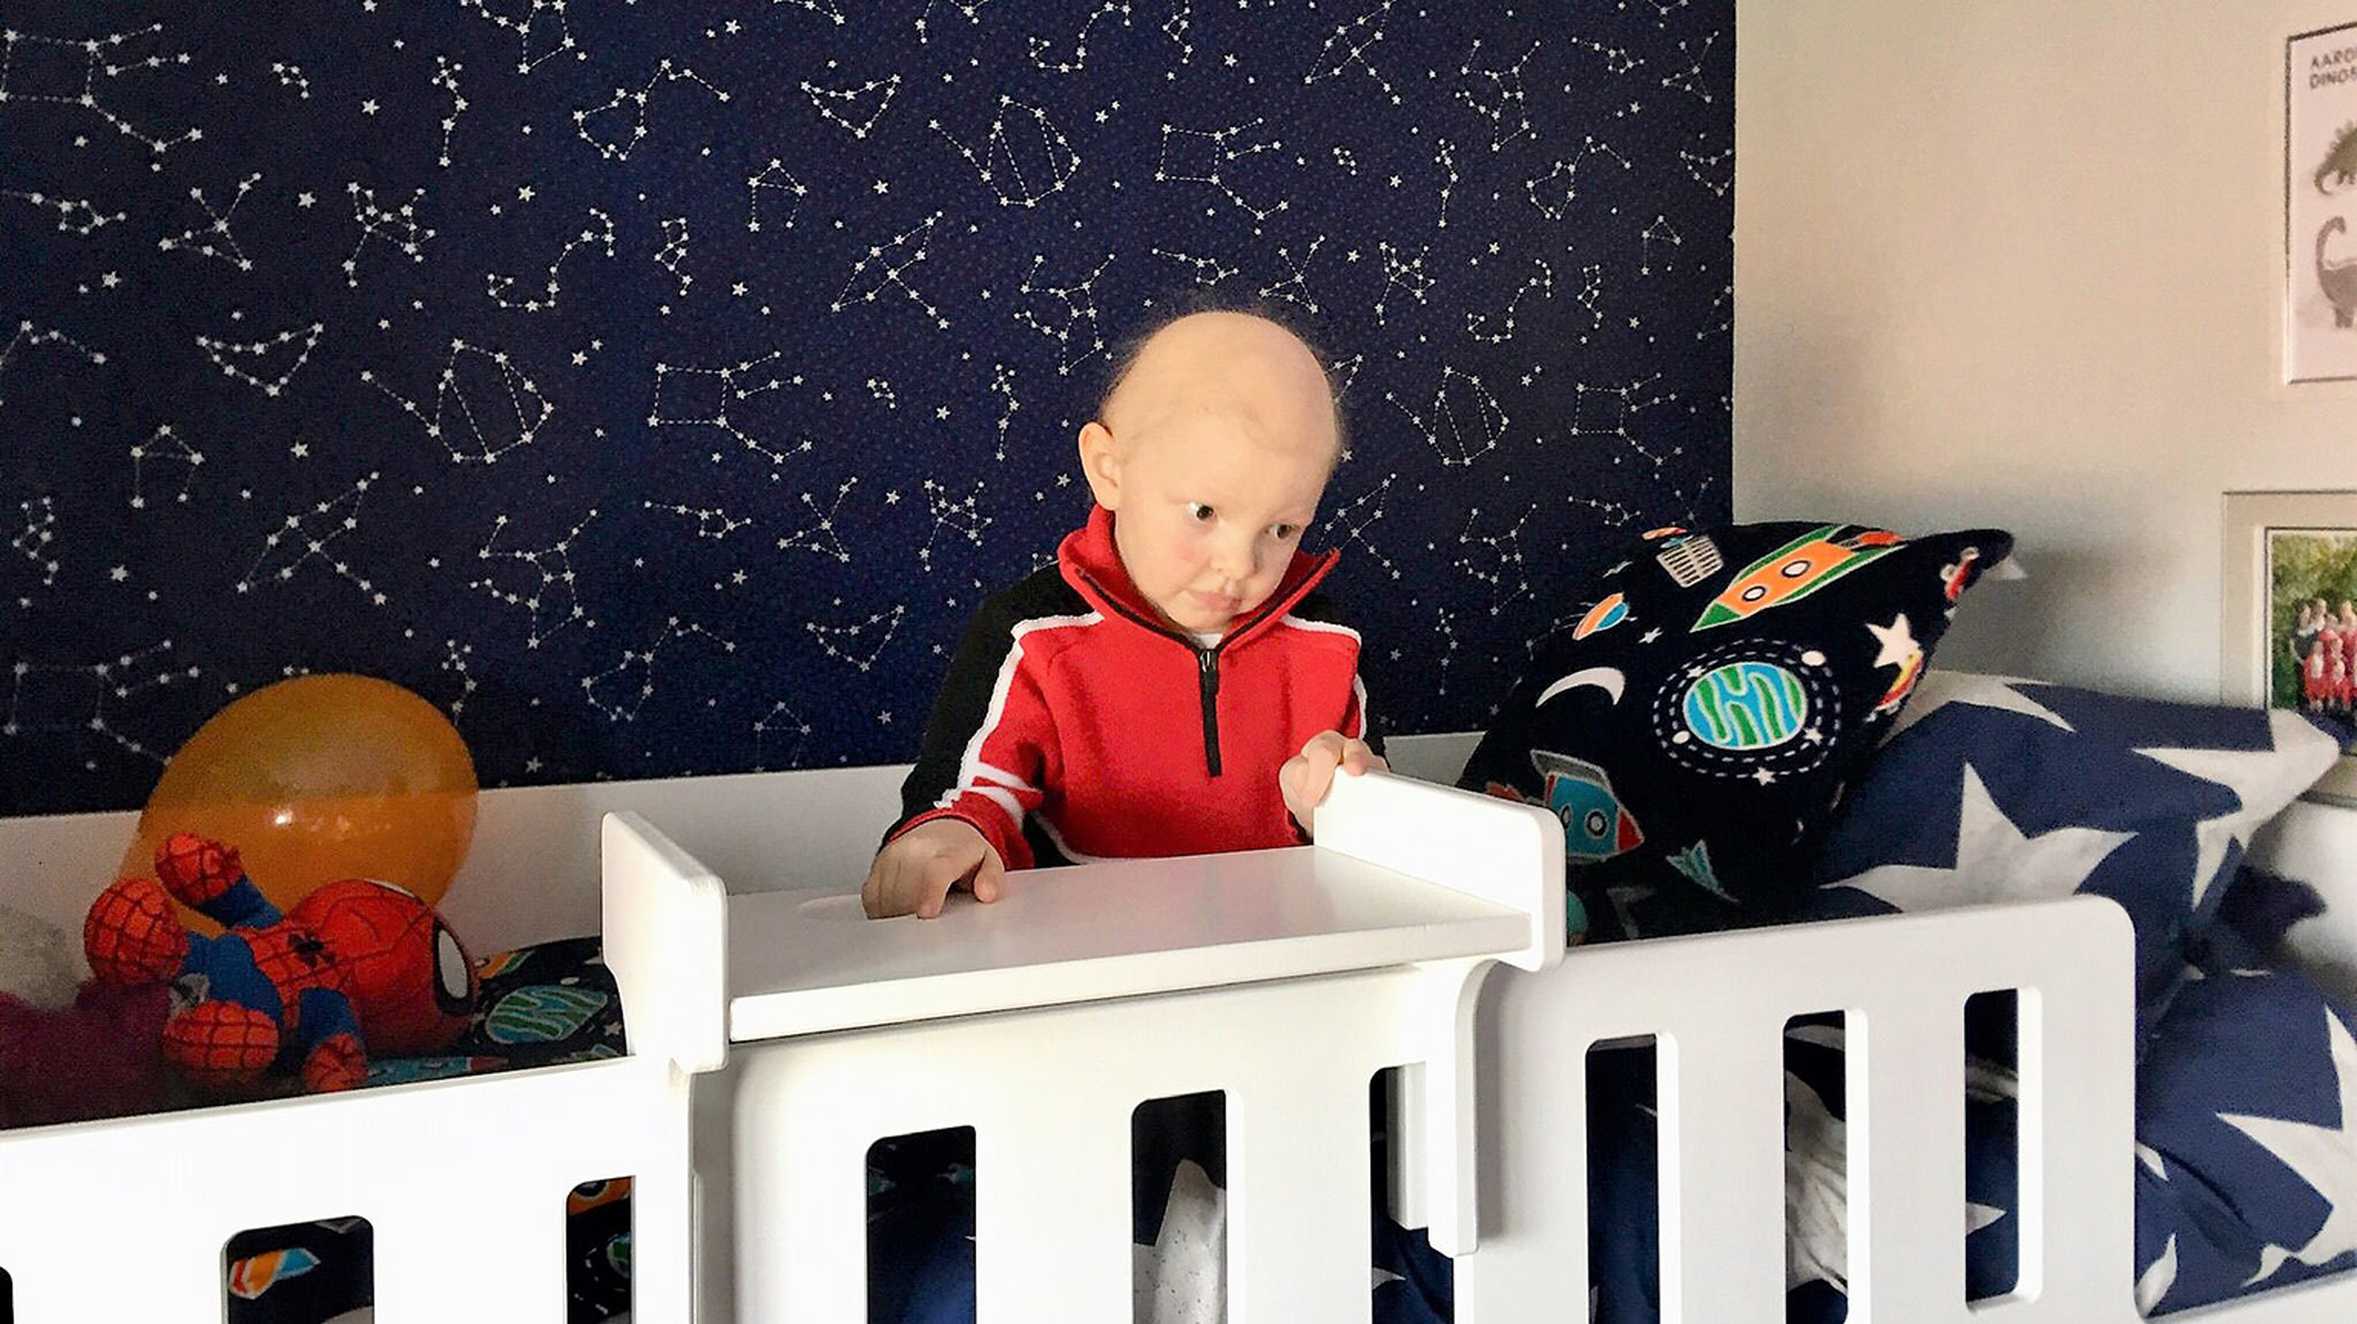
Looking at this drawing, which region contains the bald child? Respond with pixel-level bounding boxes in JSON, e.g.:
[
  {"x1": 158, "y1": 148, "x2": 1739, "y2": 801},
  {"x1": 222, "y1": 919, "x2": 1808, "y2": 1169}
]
[{"x1": 863, "y1": 307, "x2": 1383, "y2": 919}]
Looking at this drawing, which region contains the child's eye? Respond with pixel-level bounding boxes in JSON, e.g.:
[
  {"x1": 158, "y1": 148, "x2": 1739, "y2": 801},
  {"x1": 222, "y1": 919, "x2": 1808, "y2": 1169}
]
[
  {"x1": 1187, "y1": 502, "x2": 1216, "y2": 523},
  {"x1": 1271, "y1": 523, "x2": 1300, "y2": 541}
]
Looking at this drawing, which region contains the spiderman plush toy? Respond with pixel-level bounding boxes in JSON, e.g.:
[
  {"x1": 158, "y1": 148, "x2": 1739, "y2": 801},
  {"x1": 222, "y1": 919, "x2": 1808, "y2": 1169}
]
[{"x1": 84, "y1": 834, "x2": 479, "y2": 1093}]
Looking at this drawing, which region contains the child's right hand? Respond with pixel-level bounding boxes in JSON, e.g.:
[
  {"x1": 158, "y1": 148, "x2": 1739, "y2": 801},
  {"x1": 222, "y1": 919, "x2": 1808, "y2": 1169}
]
[{"x1": 861, "y1": 818, "x2": 1006, "y2": 919}]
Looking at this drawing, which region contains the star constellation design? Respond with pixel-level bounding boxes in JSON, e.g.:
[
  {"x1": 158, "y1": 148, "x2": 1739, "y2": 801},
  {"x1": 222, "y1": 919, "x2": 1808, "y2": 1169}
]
[
  {"x1": 1526, "y1": 137, "x2": 1634, "y2": 220},
  {"x1": 1387, "y1": 366, "x2": 1506, "y2": 468},
  {"x1": 1259, "y1": 234, "x2": 1327, "y2": 315},
  {"x1": 238, "y1": 471, "x2": 387, "y2": 606},
  {"x1": 0, "y1": 24, "x2": 201, "y2": 165},
  {"x1": 746, "y1": 160, "x2": 806, "y2": 233},
  {"x1": 1680, "y1": 141, "x2": 1732, "y2": 198},
  {"x1": 4, "y1": 641, "x2": 193, "y2": 768},
  {"x1": 584, "y1": 617, "x2": 732, "y2": 722},
  {"x1": 1325, "y1": 473, "x2": 1399, "y2": 580},
  {"x1": 987, "y1": 363, "x2": 1021, "y2": 460},
  {"x1": 657, "y1": 216, "x2": 695, "y2": 298},
  {"x1": 343, "y1": 182, "x2": 436, "y2": 289},
  {"x1": 1466, "y1": 257, "x2": 1553, "y2": 343},
  {"x1": 471, "y1": 506, "x2": 596, "y2": 649},
  {"x1": 1456, "y1": 39, "x2": 1535, "y2": 152},
  {"x1": 917, "y1": 480, "x2": 990, "y2": 569},
  {"x1": 362, "y1": 338, "x2": 551, "y2": 464},
  {"x1": 833, "y1": 210, "x2": 948, "y2": 328},
  {"x1": 270, "y1": 60, "x2": 310, "y2": 99},
  {"x1": 753, "y1": 699, "x2": 813, "y2": 768},
  {"x1": 2, "y1": 187, "x2": 125, "y2": 236},
  {"x1": 577, "y1": 60, "x2": 728, "y2": 163},
  {"x1": 1304, "y1": 1, "x2": 1399, "y2": 106},
  {"x1": 1372, "y1": 240, "x2": 1433, "y2": 326},
  {"x1": 195, "y1": 320, "x2": 322, "y2": 399},
  {"x1": 1012, "y1": 251, "x2": 1112, "y2": 375},
  {"x1": 1452, "y1": 505, "x2": 1532, "y2": 616},
  {"x1": 1156, "y1": 119, "x2": 1289, "y2": 227},
  {"x1": 932, "y1": 97, "x2": 1079, "y2": 208},
  {"x1": 487, "y1": 207, "x2": 614, "y2": 312},
  {"x1": 156, "y1": 171, "x2": 260, "y2": 272},
  {"x1": 646, "y1": 498, "x2": 751, "y2": 541},
  {"x1": 10, "y1": 496, "x2": 59, "y2": 598},
  {"x1": 0, "y1": 321, "x2": 106, "y2": 410},
  {"x1": 457, "y1": 0, "x2": 583, "y2": 74},
  {"x1": 807, "y1": 602, "x2": 906, "y2": 671},
  {"x1": 1152, "y1": 245, "x2": 1240, "y2": 287},
  {"x1": 774, "y1": 477, "x2": 857, "y2": 563},
  {"x1": 914, "y1": 0, "x2": 988, "y2": 44},
  {"x1": 650, "y1": 350, "x2": 812, "y2": 471},
  {"x1": 128, "y1": 424, "x2": 201, "y2": 509},
  {"x1": 800, "y1": 70, "x2": 898, "y2": 140},
  {"x1": 432, "y1": 55, "x2": 467, "y2": 168}
]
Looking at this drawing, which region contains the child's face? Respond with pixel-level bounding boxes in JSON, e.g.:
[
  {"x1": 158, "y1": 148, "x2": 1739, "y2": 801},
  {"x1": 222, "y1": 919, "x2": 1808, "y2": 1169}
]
[{"x1": 1078, "y1": 313, "x2": 1338, "y2": 636}]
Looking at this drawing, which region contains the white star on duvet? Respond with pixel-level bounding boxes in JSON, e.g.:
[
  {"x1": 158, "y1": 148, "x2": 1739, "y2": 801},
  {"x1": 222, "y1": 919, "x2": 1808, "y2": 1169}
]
[
  {"x1": 1888, "y1": 673, "x2": 2077, "y2": 740},
  {"x1": 2135, "y1": 710, "x2": 2341, "y2": 909},
  {"x1": 2222, "y1": 1008, "x2": 2357, "y2": 1288},
  {"x1": 1820, "y1": 763, "x2": 2134, "y2": 910}
]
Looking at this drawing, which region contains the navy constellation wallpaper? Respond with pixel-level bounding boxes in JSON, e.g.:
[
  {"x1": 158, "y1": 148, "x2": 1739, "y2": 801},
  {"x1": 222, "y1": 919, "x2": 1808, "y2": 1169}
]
[{"x1": 0, "y1": 1, "x2": 1732, "y2": 814}]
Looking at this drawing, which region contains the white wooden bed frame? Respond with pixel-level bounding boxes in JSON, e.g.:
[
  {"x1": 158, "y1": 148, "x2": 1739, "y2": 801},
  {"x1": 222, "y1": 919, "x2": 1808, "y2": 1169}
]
[{"x1": 2, "y1": 731, "x2": 2353, "y2": 1323}]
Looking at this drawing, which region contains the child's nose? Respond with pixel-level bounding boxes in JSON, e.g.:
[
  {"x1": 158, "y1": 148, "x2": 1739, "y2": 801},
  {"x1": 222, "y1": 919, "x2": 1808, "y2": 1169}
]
[{"x1": 1212, "y1": 533, "x2": 1260, "y2": 582}]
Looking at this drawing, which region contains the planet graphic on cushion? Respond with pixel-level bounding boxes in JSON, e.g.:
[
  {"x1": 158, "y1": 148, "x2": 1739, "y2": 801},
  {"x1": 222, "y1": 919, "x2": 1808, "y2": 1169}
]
[{"x1": 1681, "y1": 659, "x2": 1808, "y2": 750}]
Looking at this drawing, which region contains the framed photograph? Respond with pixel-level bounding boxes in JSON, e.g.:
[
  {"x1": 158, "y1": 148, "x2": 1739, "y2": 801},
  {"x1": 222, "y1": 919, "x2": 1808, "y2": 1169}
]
[
  {"x1": 2287, "y1": 22, "x2": 2357, "y2": 382},
  {"x1": 2222, "y1": 491, "x2": 2357, "y2": 803}
]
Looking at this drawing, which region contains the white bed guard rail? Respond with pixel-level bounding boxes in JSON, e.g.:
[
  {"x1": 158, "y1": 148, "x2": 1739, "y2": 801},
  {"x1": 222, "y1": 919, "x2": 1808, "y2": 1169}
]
[{"x1": 0, "y1": 815, "x2": 726, "y2": 1323}]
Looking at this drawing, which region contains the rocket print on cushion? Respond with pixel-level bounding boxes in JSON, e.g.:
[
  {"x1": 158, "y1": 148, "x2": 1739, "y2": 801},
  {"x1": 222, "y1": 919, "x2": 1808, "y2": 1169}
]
[
  {"x1": 1693, "y1": 525, "x2": 1905, "y2": 630},
  {"x1": 1530, "y1": 749, "x2": 1645, "y2": 862}
]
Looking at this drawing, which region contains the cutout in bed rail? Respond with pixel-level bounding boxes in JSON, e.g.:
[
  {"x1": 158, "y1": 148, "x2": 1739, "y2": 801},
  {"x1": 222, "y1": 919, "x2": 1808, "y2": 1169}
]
[
  {"x1": 2, "y1": 1263, "x2": 12, "y2": 1324},
  {"x1": 1963, "y1": 989, "x2": 2023, "y2": 1303},
  {"x1": 868, "y1": 1126, "x2": 977, "y2": 1323},
  {"x1": 1588, "y1": 1037, "x2": 1660, "y2": 1313},
  {"x1": 567, "y1": 1177, "x2": 634, "y2": 1319},
  {"x1": 223, "y1": 1215, "x2": 373, "y2": 1324},
  {"x1": 1134, "y1": 1091, "x2": 1227, "y2": 1319},
  {"x1": 1784, "y1": 1012, "x2": 1850, "y2": 1318}
]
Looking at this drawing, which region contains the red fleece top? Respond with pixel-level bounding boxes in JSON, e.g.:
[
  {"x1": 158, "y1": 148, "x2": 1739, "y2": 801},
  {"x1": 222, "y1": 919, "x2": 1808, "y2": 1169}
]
[{"x1": 887, "y1": 506, "x2": 1375, "y2": 869}]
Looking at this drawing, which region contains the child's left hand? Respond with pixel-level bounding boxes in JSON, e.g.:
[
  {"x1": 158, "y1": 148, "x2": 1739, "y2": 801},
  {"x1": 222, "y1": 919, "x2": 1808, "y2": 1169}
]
[{"x1": 1281, "y1": 730, "x2": 1387, "y2": 838}]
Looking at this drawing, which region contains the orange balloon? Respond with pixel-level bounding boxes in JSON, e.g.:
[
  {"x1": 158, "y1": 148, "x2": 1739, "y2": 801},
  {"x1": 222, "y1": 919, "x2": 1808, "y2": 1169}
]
[{"x1": 119, "y1": 675, "x2": 477, "y2": 924}]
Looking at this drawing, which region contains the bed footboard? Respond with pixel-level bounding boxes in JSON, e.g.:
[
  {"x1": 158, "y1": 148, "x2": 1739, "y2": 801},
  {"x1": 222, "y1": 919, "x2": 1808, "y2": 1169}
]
[{"x1": 1456, "y1": 895, "x2": 2139, "y2": 1324}]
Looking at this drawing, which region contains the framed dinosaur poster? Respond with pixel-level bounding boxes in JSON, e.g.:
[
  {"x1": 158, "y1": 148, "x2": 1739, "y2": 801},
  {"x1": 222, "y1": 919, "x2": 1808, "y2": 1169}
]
[{"x1": 2289, "y1": 22, "x2": 2357, "y2": 382}]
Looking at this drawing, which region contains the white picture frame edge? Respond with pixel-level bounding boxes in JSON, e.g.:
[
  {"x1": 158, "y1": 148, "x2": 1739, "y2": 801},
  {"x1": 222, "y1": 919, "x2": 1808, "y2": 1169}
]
[{"x1": 2222, "y1": 490, "x2": 2357, "y2": 805}]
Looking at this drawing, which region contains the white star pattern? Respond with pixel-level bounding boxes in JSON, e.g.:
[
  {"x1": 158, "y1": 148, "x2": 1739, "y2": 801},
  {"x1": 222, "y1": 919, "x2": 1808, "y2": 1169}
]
[
  {"x1": 1821, "y1": 763, "x2": 2136, "y2": 912},
  {"x1": 2222, "y1": 1008, "x2": 2357, "y2": 1288}
]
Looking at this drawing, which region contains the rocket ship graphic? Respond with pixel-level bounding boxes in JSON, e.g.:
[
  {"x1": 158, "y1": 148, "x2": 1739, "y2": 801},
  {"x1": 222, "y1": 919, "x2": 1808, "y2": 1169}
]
[
  {"x1": 1530, "y1": 749, "x2": 1645, "y2": 862},
  {"x1": 1693, "y1": 524, "x2": 1904, "y2": 630}
]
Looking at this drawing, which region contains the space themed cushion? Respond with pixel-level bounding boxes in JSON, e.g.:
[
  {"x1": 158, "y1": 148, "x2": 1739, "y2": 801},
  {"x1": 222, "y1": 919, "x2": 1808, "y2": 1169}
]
[{"x1": 1459, "y1": 519, "x2": 2012, "y2": 940}]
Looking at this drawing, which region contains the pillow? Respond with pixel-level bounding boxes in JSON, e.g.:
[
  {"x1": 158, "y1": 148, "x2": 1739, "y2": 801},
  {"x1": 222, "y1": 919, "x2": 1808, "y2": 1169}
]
[
  {"x1": 1460, "y1": 520, "x2": 2013, "y2": 939},
  {"x1": 2133, "y1": 961, "x2": 2357, "y2": 1315},
  {"x1": 1804, "y1": 673, "x2": 2346, "y2": 1030}
]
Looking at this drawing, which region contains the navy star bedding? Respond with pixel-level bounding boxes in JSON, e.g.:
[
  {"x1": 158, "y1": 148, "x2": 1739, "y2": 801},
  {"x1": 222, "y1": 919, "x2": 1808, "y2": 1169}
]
[{"x1": 1351, "y1": 673, "x2": 2357, "y2": 1324}]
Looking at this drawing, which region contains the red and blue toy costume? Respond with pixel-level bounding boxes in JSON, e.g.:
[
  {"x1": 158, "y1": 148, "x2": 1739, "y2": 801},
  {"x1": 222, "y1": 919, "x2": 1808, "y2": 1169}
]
[{"x1": 83, "y1": 834, "x2": 479, "y2": 1094}]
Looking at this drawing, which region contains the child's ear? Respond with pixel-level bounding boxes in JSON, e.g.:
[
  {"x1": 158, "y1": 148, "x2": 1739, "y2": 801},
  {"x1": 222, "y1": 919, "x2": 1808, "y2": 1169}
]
[{"x1": 1077, "y1": 421, "x2": 1123, "y2": 509}]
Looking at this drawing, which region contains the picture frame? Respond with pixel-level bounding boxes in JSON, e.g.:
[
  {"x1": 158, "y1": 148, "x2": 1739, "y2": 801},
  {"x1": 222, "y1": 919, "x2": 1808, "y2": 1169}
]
[
  {"x1": 2286, "y1": 21, "x2": 2357, "y2": 383},
  {"x1": 2222, "y1": 491, "x2": 2357, "y2": 804}
]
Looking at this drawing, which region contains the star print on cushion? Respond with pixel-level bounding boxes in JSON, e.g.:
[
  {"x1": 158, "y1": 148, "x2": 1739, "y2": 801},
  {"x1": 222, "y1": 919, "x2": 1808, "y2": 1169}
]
[{"x1": 1807, "y1": 672, "x2": 2346, "y2": 1034}]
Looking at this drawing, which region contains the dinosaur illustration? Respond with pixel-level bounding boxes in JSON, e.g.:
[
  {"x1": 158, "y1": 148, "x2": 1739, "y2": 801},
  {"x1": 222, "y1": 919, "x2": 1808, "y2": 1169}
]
[
  {"x1": 2319, "y1": 216, "x2": 2357, "y2": 329},
  {"x1": 2318, "y1": 122, "x2": 2357, "y2": 195}
]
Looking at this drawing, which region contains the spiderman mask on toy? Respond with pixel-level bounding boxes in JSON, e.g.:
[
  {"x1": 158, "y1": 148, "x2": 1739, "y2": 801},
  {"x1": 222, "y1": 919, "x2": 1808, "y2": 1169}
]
[{"x1": 84, "y1": 834, "x2": 479, "y2": 1093}]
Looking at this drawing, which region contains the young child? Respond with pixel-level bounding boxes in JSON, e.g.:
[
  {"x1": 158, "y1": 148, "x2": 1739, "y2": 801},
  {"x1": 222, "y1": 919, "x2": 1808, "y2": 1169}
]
[{"x1": 863, "y1": 304, "x2": 1382, "y2": 918}]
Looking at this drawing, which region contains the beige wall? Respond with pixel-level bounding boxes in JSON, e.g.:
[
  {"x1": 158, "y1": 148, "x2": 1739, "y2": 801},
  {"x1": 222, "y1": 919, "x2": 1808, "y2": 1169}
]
[{"x1": 1734, "y1": 1, "x2": 2356, "y2": 700}]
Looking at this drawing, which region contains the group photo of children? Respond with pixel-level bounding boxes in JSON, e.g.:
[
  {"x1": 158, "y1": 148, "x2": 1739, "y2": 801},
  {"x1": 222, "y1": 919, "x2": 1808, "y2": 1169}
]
[{"x1": 2275, "y1": 530, "x2": 2357, "y2": 715}]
